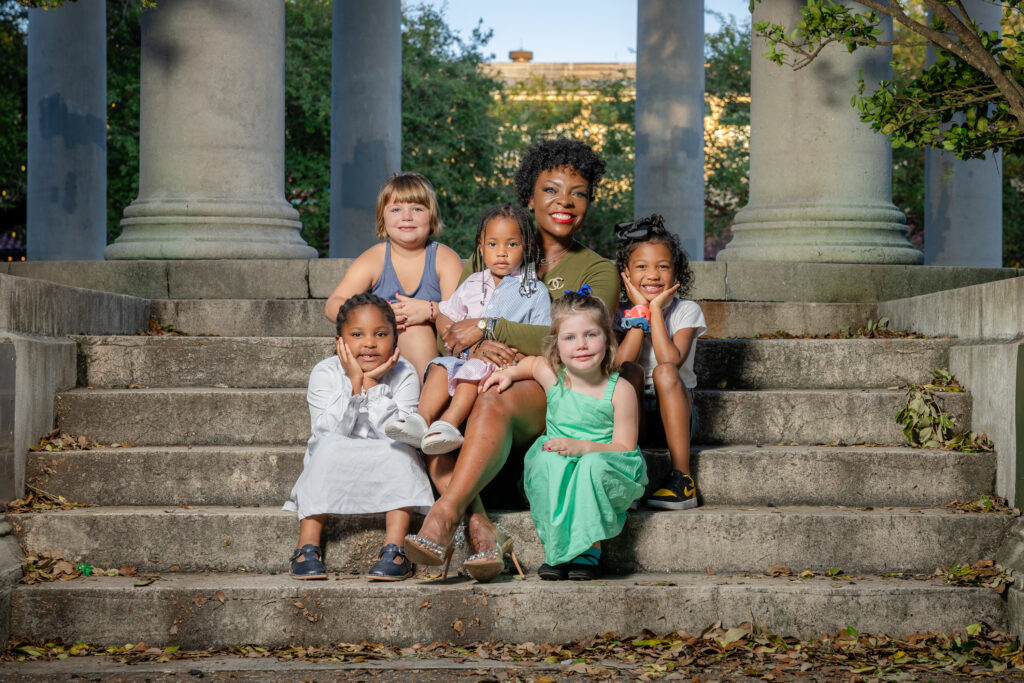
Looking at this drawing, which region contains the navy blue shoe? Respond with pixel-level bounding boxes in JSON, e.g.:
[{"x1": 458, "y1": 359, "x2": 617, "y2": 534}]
[
  {"x1": 368, "y1": 544, "x2": 413, "y2": 581},
  {"x1": 290, "y1": 544, "x2": 327, "y2": 580}
]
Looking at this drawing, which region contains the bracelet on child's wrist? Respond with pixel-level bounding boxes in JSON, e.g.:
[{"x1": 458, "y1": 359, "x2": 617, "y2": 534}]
[
  {"x1": 623, "y1": 305, "x2": 651, "y2": 321},
  {"x1": 620, "y1": 317, "x2": 651, "y2": 334}
]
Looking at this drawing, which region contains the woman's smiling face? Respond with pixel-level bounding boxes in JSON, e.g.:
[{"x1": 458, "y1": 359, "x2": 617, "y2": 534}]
[{"x1": 528, "y1": 166, "x2": 590, "y2": 240}]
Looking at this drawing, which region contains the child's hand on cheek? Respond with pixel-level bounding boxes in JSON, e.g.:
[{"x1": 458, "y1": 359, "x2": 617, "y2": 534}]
[
  {"x1": 621, "y1": 272, "x2": 648, "y2": 307},
  {"x1": 336, "y1": 338, "x2": 364, "y2": 385},
  {"x1": 650, "y1": 282, "x2": 680, "y2": 311},
  {"x1": 365, "y1": 348, "x2": 401, "y2": 383}
]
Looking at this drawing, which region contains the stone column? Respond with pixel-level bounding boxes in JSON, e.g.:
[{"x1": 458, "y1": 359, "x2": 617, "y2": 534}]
[
  {"x1": 27, "y1": 0, "x2": 106, "y2": 261},
  {"x1": 634, "y1": 0, "x2": 705, "y2": 261},
  {"x1": 718, "y1": 0, "x2": 920, "y2": 263},
  {"x1": 924, "y1": 0, "x2": 1002, "y2": 267},
  {"x1": 330, "y1": 0, "x2": 402, "y2": 257},
  {"x1": 106, "y1": 0, "x2": 316, "y2": 259}
]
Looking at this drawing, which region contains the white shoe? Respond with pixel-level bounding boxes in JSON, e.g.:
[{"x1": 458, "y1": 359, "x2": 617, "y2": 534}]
[
  {"x1": 385, "y1": 413, "x2": 429, "y2": 448},
  {"x1": 420, "y1": 420, "x2": 465, "y2": 455}
]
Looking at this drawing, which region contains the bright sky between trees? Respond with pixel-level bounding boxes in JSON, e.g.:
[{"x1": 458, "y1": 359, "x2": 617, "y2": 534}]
[{"x1": 422, "y1": 0, "x2": 752, "y2": 63}]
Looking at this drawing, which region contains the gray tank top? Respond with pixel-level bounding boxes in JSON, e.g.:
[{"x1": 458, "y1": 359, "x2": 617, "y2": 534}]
[{"x1": 370, "y1": 239, "x2": 443, "y2": 303}]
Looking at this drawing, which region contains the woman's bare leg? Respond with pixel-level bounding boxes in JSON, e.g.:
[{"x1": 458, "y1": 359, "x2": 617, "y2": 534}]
[
  {"x1": 653, "y1": 362, "x2": 692, "y2": 474},
  {"x1": 397, "y1": 325, "x2": 438, "y2": 381},
  {"x1": 412, "y1": 380, "x2": 547, "y2": 546}
]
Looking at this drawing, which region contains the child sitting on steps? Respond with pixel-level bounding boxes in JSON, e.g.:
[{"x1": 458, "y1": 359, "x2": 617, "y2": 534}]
[
  {"x1": 325, "y1": 172, "x2": 464, "y2": 380},
  {"x1": 479, "y1": 290, "x2": 647, "y2": 580},
  {"x1": 283, "y1": 293, "x2": 434, "y2": 581},
  {"x1": 614, "y1": 214, "x2": 706, "y2": 510}
]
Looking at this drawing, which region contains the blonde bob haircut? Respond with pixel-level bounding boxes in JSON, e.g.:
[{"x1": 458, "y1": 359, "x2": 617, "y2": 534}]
[
  {"x1": 374, "y1": 172, "x2": 443, "y2": 238},
  {"x1": 541, "y1": 291, "x2": 618, "y2": 388}
]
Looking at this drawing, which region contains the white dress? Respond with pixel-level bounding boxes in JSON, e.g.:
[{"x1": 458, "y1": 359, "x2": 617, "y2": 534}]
[{"x1": 282, "y1": 356, "x2": 434, "y2": 519}]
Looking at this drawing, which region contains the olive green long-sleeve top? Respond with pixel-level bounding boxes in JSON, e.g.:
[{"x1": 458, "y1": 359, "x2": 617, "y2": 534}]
[{"x1": 453, "y1": 242, "x2": 618, "y2": 356}]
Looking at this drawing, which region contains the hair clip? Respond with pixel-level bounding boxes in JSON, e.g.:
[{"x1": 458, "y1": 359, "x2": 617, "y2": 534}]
[
  {"x1": 564, "y1": 284, "x2": 592, "y2": 297},
  {"x1": 615, "y1": 214, "x2": 666, "y2": 244}
]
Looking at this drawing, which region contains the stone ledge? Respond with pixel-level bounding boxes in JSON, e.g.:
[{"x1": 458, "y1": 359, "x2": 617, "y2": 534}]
[
  {"x1": 0, "y1": 274, "x2": 150, "y2": 337},
  {"x1": 9, "y1": 572, "x2": 1006, "y2": 646},
  {"x1": 9, "y1": 259, "x2": 1021, "y2": 302},
  {"x1": 879, "y1": 275, "x2": 1024, "y2": 342}
]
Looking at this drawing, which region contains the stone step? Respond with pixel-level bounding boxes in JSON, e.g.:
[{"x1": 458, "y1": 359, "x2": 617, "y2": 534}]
[
  {"x1": 75, "y1": 335, "x2": 953, "y2": 390},
  {"x1": 54, "y1": 387, "x2": 973, "y2": 446},
  {"x1": 27, "y1": 445, "x2": 995, "y2": 509},
  {"x1": 150, "y1": 299, "x2": 881, "y2": 339},
  {"x1": 9, "y1": 572, "x2": 1005, "y2": 647},
  {"x1": 8, "y1": 506, "x2": 1011, "y2": 576}
]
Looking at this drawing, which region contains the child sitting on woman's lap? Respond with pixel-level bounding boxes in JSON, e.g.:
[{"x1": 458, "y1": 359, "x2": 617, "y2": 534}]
[
  {"x1": 284, "y1": 293, "x2": 433, "y2": 581},
  {"x1": 386, "y1": 203, "x2": 549, "y2": 454}
]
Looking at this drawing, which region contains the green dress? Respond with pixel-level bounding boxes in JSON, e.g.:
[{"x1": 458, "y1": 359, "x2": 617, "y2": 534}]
[{"x1": 523, "y1": 371, "x2": 648, "y2": 566}]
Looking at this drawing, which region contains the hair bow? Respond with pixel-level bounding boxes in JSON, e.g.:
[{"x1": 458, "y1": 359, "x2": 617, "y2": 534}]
[
  {"x1": 564, "y1": 284, "x2": 592, "y2": 296},
  {"x1": 615, "y1": 214, "x2": 666, "y2": 244}
]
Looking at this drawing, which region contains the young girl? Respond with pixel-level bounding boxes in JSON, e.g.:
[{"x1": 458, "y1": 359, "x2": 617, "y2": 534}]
[
  {"x1": 325, "y1": 172, "x2": 464, "y2": 379},
  {"x1": 385, "y1": 204, "x2": 550, "y2": 455},
  {"x1": 480, "y1": 291, "x2": 647, "y2": 581},
  {"x1": 613, "y1": 214, "x2": 705, "y2": 510},
  {"x1": 284, "y1": 293, "x2": 434, "y2": 581}
]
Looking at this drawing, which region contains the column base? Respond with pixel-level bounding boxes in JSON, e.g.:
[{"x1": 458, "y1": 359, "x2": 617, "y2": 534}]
[
  {"x1": 718, "y1": 202, "x2": 923, "y2": 265},
  {"x1": 106, "y1": 197, "x2": 317, "y2": 260}
]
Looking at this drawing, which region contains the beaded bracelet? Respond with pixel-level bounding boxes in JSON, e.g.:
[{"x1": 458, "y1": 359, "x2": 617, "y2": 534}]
[{"x1": 428, "y1": 301, "x2": 435, "y2": 323}]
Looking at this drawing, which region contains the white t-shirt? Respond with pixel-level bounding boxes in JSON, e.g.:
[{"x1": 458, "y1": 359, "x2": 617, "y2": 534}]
[{"x1": 615, "y1": 298, "x2": 706, "y2": 391}]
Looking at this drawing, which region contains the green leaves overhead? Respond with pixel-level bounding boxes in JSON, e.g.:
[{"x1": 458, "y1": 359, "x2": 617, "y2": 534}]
[{"x1": 752, "y1": 1, "x2": 1024, "y2": 159}]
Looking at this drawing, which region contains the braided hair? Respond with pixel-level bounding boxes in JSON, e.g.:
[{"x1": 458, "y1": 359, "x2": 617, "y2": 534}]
[
  {"x1": 335, "y1": 292, "x2": 397, "y2": 337},
  {"x1": 470, "y1": 203, "x2": 541, "y2": 297},
  {"x1": 613, "y1": 214, "x2": 694, "y2": 299}
]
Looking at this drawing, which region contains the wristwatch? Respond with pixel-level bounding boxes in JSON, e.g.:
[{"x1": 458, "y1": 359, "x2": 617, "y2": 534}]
[{"x1": 478, "y1": 317, "x2": 497, "y2": 340}]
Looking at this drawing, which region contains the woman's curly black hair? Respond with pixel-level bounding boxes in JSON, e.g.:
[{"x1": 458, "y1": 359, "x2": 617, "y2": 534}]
[
  {"x1": 513, "y1": 138, "x2": 607, "y2": 207},
  {"x1": 614, "y1": 214, "x2": 694, "y2": 299},
  {"x1": 335, "y1": 292, "x2": 397, "y2": 337}
]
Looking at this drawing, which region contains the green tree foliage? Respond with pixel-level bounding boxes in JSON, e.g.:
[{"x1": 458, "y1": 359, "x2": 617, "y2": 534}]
[
  {"x1": 703, "y1": 11, "x2": 751, "y2": 257},
  {"x1": 0, "y1": 1, "x2": 27, "y2": 226},
  {"x1": 283, "y1": 0, "x2": 331, "y2": 254},
  {"x1": 401, "y1": 5, "x2": 505, "y2": 256},
  {"x1": 752, "y1": 0, "x2": 1024, "y2": 160},
  {"x1": 106, "y1": 0, "x2": 144, "y2": 242}
]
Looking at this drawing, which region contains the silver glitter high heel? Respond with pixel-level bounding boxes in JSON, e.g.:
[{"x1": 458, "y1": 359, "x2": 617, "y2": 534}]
[{"x1": 404, "y1": 519, "x2": 466, "y2": 580}]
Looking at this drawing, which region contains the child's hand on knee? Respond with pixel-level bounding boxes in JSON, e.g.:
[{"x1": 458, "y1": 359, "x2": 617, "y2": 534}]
[
  {"x1": 544, "y1": 438, "x2": 588, "y2": 456},
  {"x1": 479, "y1": 370, "x2": 511, "y2": 394}
]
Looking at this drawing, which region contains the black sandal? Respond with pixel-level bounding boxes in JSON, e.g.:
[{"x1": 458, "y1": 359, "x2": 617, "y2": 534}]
[
  {"x1": 538, "y1": 562, "x2": 569, "y2": 581},
  {"x1": 567, "y1": 554, "x2": 601, "y2": 581}
]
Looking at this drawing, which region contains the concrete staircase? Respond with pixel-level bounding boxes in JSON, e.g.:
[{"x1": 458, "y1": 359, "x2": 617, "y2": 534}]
[{"x1": 7, "y1": 299, "x2": 1010, "y2": 646}]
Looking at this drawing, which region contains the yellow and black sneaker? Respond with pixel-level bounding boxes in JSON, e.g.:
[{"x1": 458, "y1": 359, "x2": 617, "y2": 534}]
[{"x1": 648, "y1": 470, "x2": 699, "y2": 510}]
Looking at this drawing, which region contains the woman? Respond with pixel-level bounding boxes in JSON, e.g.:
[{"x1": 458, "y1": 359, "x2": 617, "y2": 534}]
[{"x1": 404, "y1": 139, "x2": 620, "y2": 581}]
